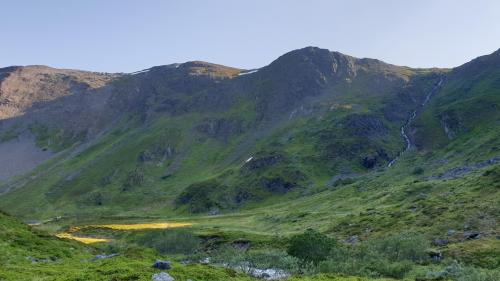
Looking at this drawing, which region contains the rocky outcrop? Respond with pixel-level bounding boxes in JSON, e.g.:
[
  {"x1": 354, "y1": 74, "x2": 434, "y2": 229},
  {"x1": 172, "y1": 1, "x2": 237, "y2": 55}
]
[
  {"x1": 242, "y1": 153, "x2": 284, "y2": 171},
  {"x1": 197, "y1": 118, "x2": 244, "y2": 142},
  {"x1": 261, "y1": 177, "x2": 295, "y2": 193},
  {"x1": 0, "y1": 65, "x2": 117, "y2": 120},
  {"x1": 342, "y1": 114, "x2": 388, "y2": 138},
  {"x1": 439, "y1": 111, "x2": 462, "y2": 139}
]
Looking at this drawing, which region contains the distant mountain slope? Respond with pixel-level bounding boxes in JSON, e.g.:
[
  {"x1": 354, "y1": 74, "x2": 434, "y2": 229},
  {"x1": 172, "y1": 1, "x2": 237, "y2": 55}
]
[
  {"x1": 0, "y1": 65, "x2": 118, "y2": 120},
  {"x1": 411, "y1": 48, "x2": 500, "y2": 171},
  {"x1": 0, "y1": 46, "x2": 498, "y2": 222}
]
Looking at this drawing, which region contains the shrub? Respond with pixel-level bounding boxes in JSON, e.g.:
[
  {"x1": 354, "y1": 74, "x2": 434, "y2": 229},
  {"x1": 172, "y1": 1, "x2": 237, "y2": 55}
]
[
  {"x1": 423, "y1": 261, "x2": 500, "y2": 281},
  {"x1": 136, "y1": 228, "x2": 199, "y2": 255},
  {"x1": 287, "y1": 229, "x2": 336, "y2": 265},
  {"x1": 413, "y1": 167, "x2": 425, "y2": 175},
  {"x1": 363, "y1": 233, "x2": 429, "y2": 263},
  {"x1": 175, "y1": 179, "x2": 227, "y2": 213},
  {"x1": 212, "y1": 247, "x2": 304, "y2": 275},
  {"x1": 318, "y1": 233, "x2": 428, "y2": 279}
]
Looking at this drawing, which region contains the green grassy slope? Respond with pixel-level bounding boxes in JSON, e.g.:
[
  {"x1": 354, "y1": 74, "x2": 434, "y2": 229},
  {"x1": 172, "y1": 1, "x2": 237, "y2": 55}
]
[
  {"x1": 0, "y1": 47, "x2": 444, "y2": 220},
  {"x1": 2, "y1": 211, "x2": 393, "y2": 281},
  {"x1": 0, "y1": 47, "x2": 499, "y2": 280}
]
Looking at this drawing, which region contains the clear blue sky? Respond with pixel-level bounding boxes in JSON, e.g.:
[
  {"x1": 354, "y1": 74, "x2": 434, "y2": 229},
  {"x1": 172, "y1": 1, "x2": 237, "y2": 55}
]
[{"x1": 2, "y1": 0, "x2": 500, "y2": 72}]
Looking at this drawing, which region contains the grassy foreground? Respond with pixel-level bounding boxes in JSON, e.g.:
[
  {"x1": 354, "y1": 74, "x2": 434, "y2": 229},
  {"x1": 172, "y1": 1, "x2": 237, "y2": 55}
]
[{"x1": 1, "y1": 210, "x2": 395, "y2": 281}]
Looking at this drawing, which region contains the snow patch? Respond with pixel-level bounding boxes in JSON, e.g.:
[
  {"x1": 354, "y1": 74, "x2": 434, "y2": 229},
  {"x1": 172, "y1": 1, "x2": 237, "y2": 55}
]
[
  {"x1": 129, "y1": 69, "x2": 150, "y2": 75},
  {"x1": 238, "y1": 69, "x2": 259, "y2": 76}
]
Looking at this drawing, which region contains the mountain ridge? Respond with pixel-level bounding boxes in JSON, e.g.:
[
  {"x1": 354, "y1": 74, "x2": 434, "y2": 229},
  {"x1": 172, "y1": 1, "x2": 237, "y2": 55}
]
[{"x1": 0, "y1": 46, "x2": 498, "y2": 222}]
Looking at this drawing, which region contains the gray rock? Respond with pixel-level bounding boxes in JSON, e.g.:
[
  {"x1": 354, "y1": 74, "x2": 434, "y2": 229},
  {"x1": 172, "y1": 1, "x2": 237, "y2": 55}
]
[
  {"x1": 432, "y1": 238, "x2": 449, "y2": 247},
  {"x1": 463, "y1": 231, "x2": 481, "y2": 240},
  {"x1": 91, "y1": 253, "x2": 119, "y2": 261},
  {"x1": 345, "y1": 235, "x2": 358, "y2": 244},
  {"x1": 152, "y1": 272, "x2": 174, "y2": 281},
  {"x1": 447, "y1": 229, "x2": 456, "y2": 236},
  {"x1": 248, "y1": 268, "x2": 289, "y2": 280},
  {"x1": 153, "y1": 260, "x2": 171, "y2": 270}
]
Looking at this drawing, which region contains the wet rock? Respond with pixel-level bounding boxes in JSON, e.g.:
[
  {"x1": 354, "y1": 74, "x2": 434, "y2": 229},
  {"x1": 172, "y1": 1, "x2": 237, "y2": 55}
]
[
  {"x1": 152, "y1": 260, "x2": 171, "y2": 270},
  {"x1": 152, "y1": 272, "x2": 174, "y2": 281},
  {"x1": 463, "y1": 231, "x2": 481, "y2": 240},
  {"x1": 432, "y1": 238, "x2": 449, "y2": 247}
]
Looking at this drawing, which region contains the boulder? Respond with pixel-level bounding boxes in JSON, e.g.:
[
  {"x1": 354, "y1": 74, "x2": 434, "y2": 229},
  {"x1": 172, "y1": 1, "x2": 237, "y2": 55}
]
[
  {"x1": 152, "y1": 260, "x2": 171, "y2": 270},
  {"x1": 463, "y1": 231, "x2": 481, "y2": 240},
  {"x1": 345, "y1": 235, "x2": 358, "y2": 244},
  {"x1": 152, "y1": 272, "x2": 174, "y2": 281}
]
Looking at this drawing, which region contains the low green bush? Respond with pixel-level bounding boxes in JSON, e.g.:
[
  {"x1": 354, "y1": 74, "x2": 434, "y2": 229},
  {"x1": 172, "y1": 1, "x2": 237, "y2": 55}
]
[
  {"x1": 287, "y1": 229, "x2": 337, "y2": 265},
  {"x1": 362, "y1": 232, "x2": 429, "y2": 263},
  {"x1": 423, "y1": 261, "x2": 500, "y2": 281}
]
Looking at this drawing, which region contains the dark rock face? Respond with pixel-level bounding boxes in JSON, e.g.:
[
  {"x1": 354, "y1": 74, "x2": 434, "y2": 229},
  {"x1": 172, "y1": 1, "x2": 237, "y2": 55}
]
[
  {"x1": 343, "y1": 114, "x2": 388, "y2": 138},
  {"x1": 261, "y1": 177, "x2": 294, "y2": 193},
  {"x1": 197, "y1": 118, "x2": 244, "y2": 141},
  {"x1": 361, "y1": 149, "x2": 391, "y2": 169},
  {"x1": 362, "y1": 156, "x2": 377, "y2": 169},
  {"x1": 138, "y1": 146, "x2": 175, "y2": 163},
  {"x1": 235, "y1": 190, "x2": 251, "y2": 204},
  {"x1": 242, "y1": 153, "x2": 284, "y2": 171},
  {"x1": 152, "y1": 260, "x2": 171, "y2": 270},
  {"x1": 439, "y1": 111, "x2": 462, "y2": 139}
]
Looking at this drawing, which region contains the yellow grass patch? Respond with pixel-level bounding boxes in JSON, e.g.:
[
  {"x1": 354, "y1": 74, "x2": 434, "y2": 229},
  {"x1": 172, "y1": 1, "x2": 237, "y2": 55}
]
[
  {"x1": 93, "y1": 222, "x2": 193, "y2": 230},
  {"x1": 56, "y1": 233, "x2": 109, "y2": 244}
]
